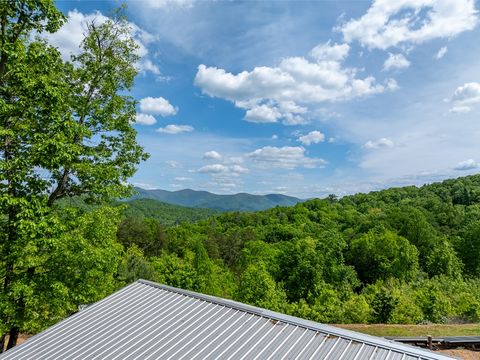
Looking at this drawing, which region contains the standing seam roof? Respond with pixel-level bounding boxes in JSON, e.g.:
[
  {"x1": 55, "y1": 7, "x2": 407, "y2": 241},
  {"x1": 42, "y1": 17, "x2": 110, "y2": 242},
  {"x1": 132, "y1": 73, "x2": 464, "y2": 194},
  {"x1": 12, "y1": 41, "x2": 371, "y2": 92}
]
[{"x1": 0, "y1": 279, "x2": 457, "y2": 360}]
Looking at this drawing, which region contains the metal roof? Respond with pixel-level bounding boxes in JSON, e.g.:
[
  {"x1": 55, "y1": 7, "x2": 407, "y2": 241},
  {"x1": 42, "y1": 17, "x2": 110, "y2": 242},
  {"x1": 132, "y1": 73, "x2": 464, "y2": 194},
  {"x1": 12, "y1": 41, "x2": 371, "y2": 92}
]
[{"x1": 0, "y1": 279, "x2": 456, "y2": 360}]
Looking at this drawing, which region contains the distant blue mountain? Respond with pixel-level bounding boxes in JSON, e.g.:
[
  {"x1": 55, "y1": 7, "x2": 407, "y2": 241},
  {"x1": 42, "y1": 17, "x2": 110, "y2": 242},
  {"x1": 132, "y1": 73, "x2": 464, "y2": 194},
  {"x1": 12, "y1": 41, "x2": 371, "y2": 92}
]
[{"x1": 129, "y1": 187, "x2": 303, "y2": 212}]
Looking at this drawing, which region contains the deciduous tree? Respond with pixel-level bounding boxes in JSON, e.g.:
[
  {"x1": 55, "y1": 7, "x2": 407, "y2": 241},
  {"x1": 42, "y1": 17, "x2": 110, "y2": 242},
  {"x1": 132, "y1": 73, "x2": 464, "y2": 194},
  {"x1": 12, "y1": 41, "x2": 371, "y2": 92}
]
[{"x1": 0, "y1": 1, "x2": 147, "y2": 349}]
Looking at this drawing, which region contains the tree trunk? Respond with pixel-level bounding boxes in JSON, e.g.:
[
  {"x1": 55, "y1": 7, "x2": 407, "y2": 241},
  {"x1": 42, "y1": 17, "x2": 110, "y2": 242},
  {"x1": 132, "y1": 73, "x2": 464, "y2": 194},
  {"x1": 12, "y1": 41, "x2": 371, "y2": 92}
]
[
  {"x1": 0, "y1": 334, "x2": 6, "y2": 353},
  {"x1": 6, "y1": 327, "x2": 19, "y2": 350}
]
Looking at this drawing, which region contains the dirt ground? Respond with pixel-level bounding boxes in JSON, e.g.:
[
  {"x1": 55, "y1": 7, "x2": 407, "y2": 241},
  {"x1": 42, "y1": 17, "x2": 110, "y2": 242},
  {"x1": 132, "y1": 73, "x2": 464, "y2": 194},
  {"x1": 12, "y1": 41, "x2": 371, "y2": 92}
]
[{"x1": 439, "y1": 349, "x2": 480, "y2": 360}]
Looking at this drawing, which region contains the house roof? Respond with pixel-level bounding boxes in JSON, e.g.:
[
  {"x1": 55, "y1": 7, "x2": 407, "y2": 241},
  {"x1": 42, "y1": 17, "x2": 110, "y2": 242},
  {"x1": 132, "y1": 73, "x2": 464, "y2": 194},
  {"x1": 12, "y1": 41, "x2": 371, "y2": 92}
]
[{"x1": 0, "y1": 279, "x2": 455, "y2": 360}]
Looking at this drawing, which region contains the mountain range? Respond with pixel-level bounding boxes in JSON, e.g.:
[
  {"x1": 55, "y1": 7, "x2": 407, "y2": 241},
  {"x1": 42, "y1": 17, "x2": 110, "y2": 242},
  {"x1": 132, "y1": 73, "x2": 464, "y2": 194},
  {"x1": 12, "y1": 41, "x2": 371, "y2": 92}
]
[{"x1": 129, "y1": 187, "x2": 303, "y2": 212}]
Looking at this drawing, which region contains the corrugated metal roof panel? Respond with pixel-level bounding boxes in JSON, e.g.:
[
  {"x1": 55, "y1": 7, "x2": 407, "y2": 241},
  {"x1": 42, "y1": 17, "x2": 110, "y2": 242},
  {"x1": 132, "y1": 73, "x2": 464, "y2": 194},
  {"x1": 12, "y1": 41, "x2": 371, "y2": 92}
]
[{"x1": 0, "y1": 279, "x2": 456, "y2": 360}]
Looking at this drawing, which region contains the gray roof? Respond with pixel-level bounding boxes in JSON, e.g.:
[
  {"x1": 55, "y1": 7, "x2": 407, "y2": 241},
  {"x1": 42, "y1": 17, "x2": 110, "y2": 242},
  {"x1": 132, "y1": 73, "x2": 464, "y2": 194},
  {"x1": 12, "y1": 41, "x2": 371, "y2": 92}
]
[{"x1": 0, "y1": 279, "x2": 455, "y2": 360}]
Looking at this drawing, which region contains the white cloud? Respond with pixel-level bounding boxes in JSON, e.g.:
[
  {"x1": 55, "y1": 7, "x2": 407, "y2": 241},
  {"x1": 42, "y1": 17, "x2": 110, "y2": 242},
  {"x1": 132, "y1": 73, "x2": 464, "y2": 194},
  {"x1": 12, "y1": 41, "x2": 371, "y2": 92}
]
[
  {"x1": 224, "y1": 157, "x2": 244, "y2": 165},
  {"x1": 449, "y1": 82, "x2": 480, "y2": 113},
  {"x1": 298, "y1": 131, "x2": 326, "y2": 145},
  {"x1": 272, "y1": 134, "x2": 278, "y2": 140},
  {"x1": 157, "y1": 124, "x2": 194, "y2": 134},
  {"x1": 203, "y1": 150, "x2": 222, "y2": 160},
  {"x1": 449, "y1": 105, "x2": 472, "y2": 113},
  {"x1": 140, "y1": 97, "x2": 178, "y2": 116},
  {"x1": 165, "y1": 160, "x2": 181, "y2": 168},
  {"x1": 140, "y1": 0, "x2": 194, "y2": 9},
  {"x1": 41, "y1": 10, "x2": 106, "y2": 61},
  {"x1": 197, "y1": 164, "x2": 248, "y2": 175},
  {"x1": 42, "y1": 9, "x2": 161, "y2": 76},
  {"x1": 231, "y1": 165, "x2": 249, "y2": 174},
  {"x1": 132, "y1": 182, "x2": 158, "y2": 190},
  {"x1": 310, "y1": 41, "x2": 350, "y2": 61},
  {"x1": 340, "y1": 0, "x2": 478, "y2": 50},
  {"x1": 454, "y1": 159, "x2": 480, "y2": 170},
  {"x1": 363, "y1": 137, "x2": 395, "y2": 149},
  {"x1": 175, "y1": 177, "x2": 191, "y2": 181},
  {"x1": 245, "y1": 104, "x2": 281, "y2": 123},
  {"x1": 135, "y1": 113, "x2": 157, "y2": 125},
  {"x1": 137, "y1": 59, "x2": 161, "y2": 75},
  {"x1": 436, "y1": 46, "x2": 448, "y2": 59},
  {"x1": 247, "y1": 146, "x2": 327, "y2": 169},
  {"x1": 383, "y1": 53, "x2": 410, "y2": 71},
  {"x1": 195, "y1": 40, "x2": 395, "y2": 126}
]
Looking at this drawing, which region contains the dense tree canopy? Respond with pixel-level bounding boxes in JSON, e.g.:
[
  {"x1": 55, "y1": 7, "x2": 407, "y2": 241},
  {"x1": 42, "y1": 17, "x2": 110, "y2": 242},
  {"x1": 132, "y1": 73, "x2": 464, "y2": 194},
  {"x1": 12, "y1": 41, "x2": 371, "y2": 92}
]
[
  {"x1": 115, "y1": 174, "x2": 480, "y2": 326},
  {"x1": 0, "y1": 1, "x2": 147, "y2": 350}
]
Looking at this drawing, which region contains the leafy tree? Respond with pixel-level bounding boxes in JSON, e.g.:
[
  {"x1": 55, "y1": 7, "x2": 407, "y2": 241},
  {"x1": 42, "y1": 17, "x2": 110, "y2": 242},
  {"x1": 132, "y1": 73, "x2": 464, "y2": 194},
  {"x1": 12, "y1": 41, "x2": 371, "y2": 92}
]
[
  {"x1": 416, "y1": 282, "x2": 452, "y2": 323},
  {"x1": 117, "y1": 245, "x2": 155, "y2": 284},
  {"x1": 150, "y1": 252, "x2": 198, "y2": 291},
  {"x1": 341, "y1": 295, "x2": 371, "y2": 324},
  {"x1": 0, "y1": 3, "x2": 147, "y2": 349},
  {"x1": 347, "y1": 227, "x2": 419, "y2": 284},
  {"x1": 371, "y1": 289, "x2": 398, "y2": 323},
  {"x1": 457, "y1": 220, "x2": 480, "y2": 275},
  {"x1": 276, "y1": 238, "x2": 324, "y2": 303},
  {"x1": 235, "y1": 262, "x2": 286, "y2": 311}
]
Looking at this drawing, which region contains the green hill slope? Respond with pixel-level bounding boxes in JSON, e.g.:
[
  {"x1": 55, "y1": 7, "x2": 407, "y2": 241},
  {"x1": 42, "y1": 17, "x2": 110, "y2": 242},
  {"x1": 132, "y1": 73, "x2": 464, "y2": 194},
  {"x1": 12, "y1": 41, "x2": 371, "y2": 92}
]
[
  {"x1": 122, "y1": 199, "x2": 217, "y2": 225},
  {"x1": 129, "y1": 187, "x2": 302, "y2": 211}
]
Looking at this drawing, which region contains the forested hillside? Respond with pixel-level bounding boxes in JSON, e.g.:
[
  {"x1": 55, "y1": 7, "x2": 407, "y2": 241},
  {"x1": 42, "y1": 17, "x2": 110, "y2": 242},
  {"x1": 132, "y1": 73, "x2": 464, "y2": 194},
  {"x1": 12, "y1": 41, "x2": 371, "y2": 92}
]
[
  {"x1": 130, "y1": 187, "x2": 302, "y2": 211},
  {"x1": 116, "y1": 174, "x2": 480, "y2": 325},
  {"x1": 58, "y1": 197, "x2": 217, "y2": 225}
]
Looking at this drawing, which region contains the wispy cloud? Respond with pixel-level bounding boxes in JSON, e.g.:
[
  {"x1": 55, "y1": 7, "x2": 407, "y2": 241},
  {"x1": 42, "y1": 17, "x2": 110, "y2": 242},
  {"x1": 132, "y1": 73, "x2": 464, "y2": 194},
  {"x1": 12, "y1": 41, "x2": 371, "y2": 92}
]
[{"x1": 157, "y1": 124, "x2": 194, "y2": 134}]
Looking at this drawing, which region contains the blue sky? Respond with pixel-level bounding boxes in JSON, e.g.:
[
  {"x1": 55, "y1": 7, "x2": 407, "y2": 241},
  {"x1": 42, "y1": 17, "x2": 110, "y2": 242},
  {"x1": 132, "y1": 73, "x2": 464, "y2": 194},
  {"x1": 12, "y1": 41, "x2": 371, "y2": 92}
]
[{"x1": 52, "y1": 0, "x2": 480, "y2": 198}]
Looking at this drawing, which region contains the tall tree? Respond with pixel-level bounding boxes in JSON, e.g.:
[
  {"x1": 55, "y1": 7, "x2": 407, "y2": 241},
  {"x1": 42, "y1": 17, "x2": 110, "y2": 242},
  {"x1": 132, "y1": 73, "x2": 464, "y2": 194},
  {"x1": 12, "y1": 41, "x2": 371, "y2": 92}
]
[{"x1": 0, "y1": 2, "x2": 147, "y2": 349}]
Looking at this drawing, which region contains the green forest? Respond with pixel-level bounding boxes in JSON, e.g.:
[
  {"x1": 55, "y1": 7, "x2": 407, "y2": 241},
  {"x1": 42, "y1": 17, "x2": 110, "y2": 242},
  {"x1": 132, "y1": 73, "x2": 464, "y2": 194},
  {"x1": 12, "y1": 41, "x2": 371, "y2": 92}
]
[
  {"x1": 114, "y1": 174, "x2": 480, "y2": 327},
  {"x1": 1, "y1": 0, "x2": 480, "y2": 353}
]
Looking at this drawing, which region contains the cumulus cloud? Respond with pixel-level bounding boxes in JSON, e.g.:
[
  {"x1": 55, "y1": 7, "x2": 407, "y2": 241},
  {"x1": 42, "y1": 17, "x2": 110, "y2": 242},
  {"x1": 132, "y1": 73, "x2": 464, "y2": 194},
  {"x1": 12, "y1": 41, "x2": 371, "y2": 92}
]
[
  {"x1": 195, "y1": 40, "x2": 395, "y2": 126},
  {"x1": 245, "y1": 104, "x2": 281, "y2": 123},
  {"x1": 135, "y1": 113, "x2": 157, "y2": 125},
  {"x1": 203, "y1": 150, "x2": 222, "y2": 160},
  {"x1": 42, "y1": 9, "x2": 161, "y2": 76},
  {"x1": 383, "y1": 53, "x2": 410, "y2": 71},
  {"x1": 436, "y1": 46, "x2": 448, "y2": 59},
  {"x1": 310, "y1": 40, "x2": 350, "y2": 61},
  {"x1": 140, "y1": 97, "x2": 178, "y2": 116},
  {"x1": 340, "y1": 0, "x2": 478, "y2": 50},
  {"x1": 449, "y1": 82, "x2": 480, "y2": 113},
  {"x1": 247, "y1": 146, "x2": 327, "y2": 169},
  {"x1": 197, "y1": 164, "x2": 248, "y2": 175},
  {"x1": 157, "y1": 124, "x2": 194, "y2": 134},
  {"x1": 454, "y1": 159, "x2": 480, "y2": 170},
  {"x1": 363, "y1": 138, "x2": 395, "y2": 149},
  {"x1": 298, "y1": 131, "x2": 326, "y2": 145}
]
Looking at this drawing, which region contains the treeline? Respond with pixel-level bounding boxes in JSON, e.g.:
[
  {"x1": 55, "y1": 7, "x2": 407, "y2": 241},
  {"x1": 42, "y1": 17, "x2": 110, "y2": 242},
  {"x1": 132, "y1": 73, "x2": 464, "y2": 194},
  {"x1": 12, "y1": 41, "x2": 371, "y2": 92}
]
[
  {"x1": 58, "y1": 197, "x2": 217, "y2": 225},
  {"x1": 114, "y1": 174, "x2": 480, "y2": 325}
]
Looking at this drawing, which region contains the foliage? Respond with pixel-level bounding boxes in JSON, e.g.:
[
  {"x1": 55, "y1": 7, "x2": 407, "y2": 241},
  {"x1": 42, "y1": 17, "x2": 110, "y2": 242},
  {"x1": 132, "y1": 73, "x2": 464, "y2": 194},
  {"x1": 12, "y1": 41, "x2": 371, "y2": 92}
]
[
  {"x1": 122, "y1": 199, "x2": 217, "y2": 224},
  {"x1": 109, "y1": 174, "x2": 480, "y2": 327},
  {"x1": 0, "y1": 2, "x2": 147, "y2": 349}
]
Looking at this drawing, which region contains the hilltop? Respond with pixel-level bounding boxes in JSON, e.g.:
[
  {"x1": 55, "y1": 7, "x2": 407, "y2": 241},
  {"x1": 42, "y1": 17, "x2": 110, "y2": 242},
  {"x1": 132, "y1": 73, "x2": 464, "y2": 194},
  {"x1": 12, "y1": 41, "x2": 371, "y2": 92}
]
[{"x1": 129, "y1": 187, "x2": 303, "y2": 212}]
